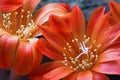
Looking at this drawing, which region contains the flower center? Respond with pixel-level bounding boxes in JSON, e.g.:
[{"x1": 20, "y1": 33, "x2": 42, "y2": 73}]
[
  {"x1": 1, "y1": 8, "x2": 37, "y2": 41},
  {"x1": 62, "y1": 35, "x2": 102, "y2": 71}
]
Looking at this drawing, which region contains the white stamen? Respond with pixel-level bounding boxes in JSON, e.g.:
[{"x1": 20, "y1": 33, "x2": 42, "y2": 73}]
[{"x1": 80, "y1": 42, "x2": 89, "y2": 54}]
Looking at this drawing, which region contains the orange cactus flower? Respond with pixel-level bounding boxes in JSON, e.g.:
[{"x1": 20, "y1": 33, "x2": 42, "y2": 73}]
[
  {"x1": 0, "y1": 0, "x2": 70, "y2": 75},
  {"x1": 32, "y1": 5, "x2": 120, "y2": 80}
]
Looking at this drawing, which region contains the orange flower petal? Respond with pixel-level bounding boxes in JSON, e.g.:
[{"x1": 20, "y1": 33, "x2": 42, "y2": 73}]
[
  {"x1": 108, "y1": 15, "x2": 117, "y2": 26},
  {"x1": 92, "y1": 61, "x2": 120, "y2": 75},
  {"x1": 109, "y1": 1, "x2": 120, "y2": 22},
  {"x1": 37, "y1": 38, "x2": 63, "y2": 60},
  {"x1": 49, "y1": 15, "x2": 70, "y2": 34},
  {"x1": 92, "y1": 71, "x2": 110, "y2": 80},
  {"x1": 29, "y1": 38, "x2": 42, "y2": 73},
  {"x1": 13, "y1": 41, "x2": 33, "y2": 75},
  {"x1": 77, "y1": 70, "x2": 93, "y2": 80},
  {"x1": 42, "y1": 66, "x2": 73, "y2": 80},
  {"x1": 0, "y1": 34, "x2": 10, "y2": 68},
  {"x1": 59, "y1": 3, "x2": 71, "y2": 12},
  {"x1": 97, "y1": 49, "x2": 120, "y2": 63},
  {"x1": 39, "y1": 25, "x2": 67, "y2": 53},
  {"x1": 3, "y1": 35, "x2": 18, "y2": 68},
  {"x1": 87, "y1": 7, "x2": 105, "y2": 37},
  {"x1": 106, "y1": 33, "x2": 120, "y2": 49},
  {"x1": 0, "y1": 0, "x2": 22, "y2": 12},
  {"x1": 70, "y1": 5, "x2": 85, "y2": 40},
  {"x1": 91, "y1": 12, "x2": 110, "y2": 45},
  {"x1": 100, "y1": 24, "x2": 120, "y2": 52},
  {"x1": 28, "y1": 61, "x2": 64, "y2": 79},
  {"x1": 0, "y1": 0, "x2": 23, "y2": 4},
  {"x1": 49, "y1": 15, "x2": 73, "y2": 42},
  {"x1": 64, "y1": 72, "x2": 78, "y2": 80},
  {"x1": 33, "y1": 3, "x2": 70, "y2": 25}
]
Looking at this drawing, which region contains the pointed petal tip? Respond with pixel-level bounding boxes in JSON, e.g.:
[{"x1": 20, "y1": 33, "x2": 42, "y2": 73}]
[
  {"x1": 109, "y1": 1, "x2": 117, "y2": 6},
  {"x1": 72, "y1": 5, "x2": 81, "y2": 12},
  {"x1": 96, "y1": 7, "x2": 105, "y2": 13}
]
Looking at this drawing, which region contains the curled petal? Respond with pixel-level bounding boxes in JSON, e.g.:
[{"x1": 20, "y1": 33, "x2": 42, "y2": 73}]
[
  {"x1": 33, "y1": 3, "x2": 70, "y2": 25},
  {"x1": 92, "y1": 61, "x2": 120, "y2": 75},
  {"x1": 13, "y1": 41, "x2": 33, "y2": 75}
]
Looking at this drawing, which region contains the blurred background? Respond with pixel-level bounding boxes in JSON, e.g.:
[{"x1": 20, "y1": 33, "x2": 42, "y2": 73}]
[{"x1": 0, "y1": 0, "x2": 120, "y2": 80}]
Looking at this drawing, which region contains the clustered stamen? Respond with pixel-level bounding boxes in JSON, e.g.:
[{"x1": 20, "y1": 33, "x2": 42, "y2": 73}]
[
  {"x1": 16, "y1": 20, "x2": 36, "y2": 41},
  {"x1": 1, "y1": 9, "x2": 37, "y2": 41},
  {"x1": 62, "y1": 35, "x2": 101, "y2": 71},
  {"x1": 2, "y1": 13, "x2": 12, "y2": 33}
]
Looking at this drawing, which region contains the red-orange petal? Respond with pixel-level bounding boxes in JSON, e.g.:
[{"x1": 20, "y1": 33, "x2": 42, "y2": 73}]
[
  {"x1": 91, "y1": 12, "x2": 110, "y2": 45},
  {"x1": 92, "y1": 71, "x2": 110, "y2": 80},
  {"x1": 13, "y1": 41, "x2": 33, "y2": 75},
  {"x1": 97, "y1": 48, "x2": 120, "y2": 63},
  {"x1": 29, "y1": 38, "x2": 42, "y2": 73},
  {"x1": 64, "y1": 72, "x2": 78, "y2": 80},
  {"x1": 70, "y1": 5, "x2": 85, "y2": 40},
  {"x1": 42, "y1": 66, "x2": 73, "y2": 80},
  {"x1": 0, "y1": 0, "x2": 23, "y2": 12},
  {"x1": 33, "y1": 3, "x2": 70, "y2": 25},
  {"x1": 37, "y1": 38, "x2": 63, "y2": 60},
  {"x1": 49, "y1": 15, "x2": 73, "y2": 43},
  {"x1": 39, "y1": 25, "x2": 67, "y2": 53},
  {"x1": 0, "y1": 34, "x2": 10, "y2": 68},
  {"x1": 100, "y1": 24, "x2": 120, "y2": 52},
  {"x1": 28, "y1": 61, "x2": 64, "y2": 79},
  {"x1": 49, "y1": 15, "x2": 70, "y2": 34},
  {"x1": 86, "y1": 7, "x2": 105, "y2": 37},
  {"x1": 3, "y1": 35, "x2": 18, "y2": 68},
  {"x1": 77, "y1": 70, "x2": 93, "y2": 80},
  {"x1": 92, "y1": 61, "x2": 120, "y2": 75},
  {"x1": 59, "y1": 3, "x2": 71, "y2": 12},
  {"x1": 109, "y1": 1, "x2": 120, "y2": 23}
]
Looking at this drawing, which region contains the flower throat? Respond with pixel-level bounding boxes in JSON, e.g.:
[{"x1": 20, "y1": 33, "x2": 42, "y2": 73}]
[
  {"x1": 1, "y1": 8, "x2": 37, "y2": 41},
  {"x1": 62, "y1": 35, "x2": 102, "y2": 71}
]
